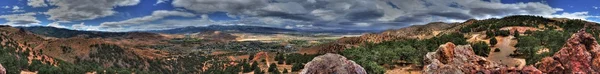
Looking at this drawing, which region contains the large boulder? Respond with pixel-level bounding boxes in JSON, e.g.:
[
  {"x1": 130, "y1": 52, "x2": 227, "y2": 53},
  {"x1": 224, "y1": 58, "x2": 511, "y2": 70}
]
[
  {"x1": 300, "y1": 53, "x2": 367, "y2": 74},
  {"x1": 0, "y1": 64, "x2": 5, "y2": 74},
  {"x1": 536, "y1": 30, "x2": 600, "y2": 73},
  {"x1": 423, "y1": 42, "x2": 542, "y2": 74}
]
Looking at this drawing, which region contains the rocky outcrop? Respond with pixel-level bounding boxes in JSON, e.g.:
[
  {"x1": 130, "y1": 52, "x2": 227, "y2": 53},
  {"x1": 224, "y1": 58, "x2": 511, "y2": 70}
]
[
  {"x1": 0, "y1": 64, "x2": 5, "y2": 74},
  {"x1": 300, "y1": 53, "x2": 367, "y2": 74},
  {"x1": 536, "y1": 30, "x2": 600, "y2": 73},
  {"x1": 423, "y1": 42, "x2": 542, "y2": 74}
]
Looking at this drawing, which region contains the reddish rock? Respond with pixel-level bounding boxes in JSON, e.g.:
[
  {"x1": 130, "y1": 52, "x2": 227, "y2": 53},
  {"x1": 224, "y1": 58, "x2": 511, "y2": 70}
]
[
  {"x1": 536, "y1": 30, "x2": 600, "y2": 73},
  {"x1": 300, "y1": 53, "x2": 367, "y2": 74},
  {"x1": 521, "y1": 66, "x2": 543, "y2": 74},
  {"x1": 0, "y1": 64, "x2": 4, "y2": 74},
  {"x1": 423, "y1": 42, "x2": 543, "y2": 74}
]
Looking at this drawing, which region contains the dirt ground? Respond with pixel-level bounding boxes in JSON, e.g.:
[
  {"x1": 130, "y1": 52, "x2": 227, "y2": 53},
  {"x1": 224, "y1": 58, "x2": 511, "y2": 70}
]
[
  {"x1": 385, "y1": 65, "x2": 422, "y2": 74},
  {"x1": 487, "y1": 36, "x2": 526, "y2": 68}
]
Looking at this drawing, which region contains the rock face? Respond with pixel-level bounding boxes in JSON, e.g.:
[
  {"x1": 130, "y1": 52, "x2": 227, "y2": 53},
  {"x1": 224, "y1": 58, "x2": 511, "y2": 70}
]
[
  {"x1": 0, "y1": 64, "x2": 5, "y2": 74},
  {"x1": 423, "y1": 42, "x2": 542, "y2": 74},
  {"x1": 536, "y1": 30, "x2": 600, "y2": 73},
  {"x1": 300, "y1": 53, "x2": 367, "y2": 74}
]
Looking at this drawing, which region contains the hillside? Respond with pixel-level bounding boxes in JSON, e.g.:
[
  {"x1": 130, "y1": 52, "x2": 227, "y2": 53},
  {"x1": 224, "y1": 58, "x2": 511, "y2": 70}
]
[
  {"x1": 305, "y1": 15, "x2": 600, "y2": 73},
  {"x1": 2, "y1": 15, "x2": 600, "y2": 74}
]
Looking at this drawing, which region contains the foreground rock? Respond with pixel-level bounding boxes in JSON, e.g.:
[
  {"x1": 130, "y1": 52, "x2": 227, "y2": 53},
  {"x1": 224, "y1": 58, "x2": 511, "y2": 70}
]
[
  {"x1": 536, "y1": 30, "x2": 600, "y2": 73},
  {"x1": 0, "y1": 64, "x2": 5, "y2": 74},
  {"x1": 423, "y1": 42, "x2": 542, "y2": 74},
  {"x1": 300, "y1": 53, "x2": 367, "y2": 74}
]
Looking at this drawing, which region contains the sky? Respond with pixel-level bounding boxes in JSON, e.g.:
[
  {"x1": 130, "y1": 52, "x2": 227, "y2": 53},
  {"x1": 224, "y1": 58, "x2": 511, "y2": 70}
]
[{"x1": 0, "y1": 0, "x2": 598, "y2": 32}]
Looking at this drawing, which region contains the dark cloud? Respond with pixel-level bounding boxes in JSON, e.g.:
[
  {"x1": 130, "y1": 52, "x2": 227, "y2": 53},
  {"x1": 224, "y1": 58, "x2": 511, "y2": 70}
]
[
  {"x1": 98, "y1": 0, "x2": 578, "y2": 31},
  {"x1": 46, "y1": 0, "x2": 140, "y2": 21}
]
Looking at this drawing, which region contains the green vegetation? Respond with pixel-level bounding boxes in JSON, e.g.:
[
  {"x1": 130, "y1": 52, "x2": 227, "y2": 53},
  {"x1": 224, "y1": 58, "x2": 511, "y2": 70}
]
[
  {"x1": 268, "y1": 63, "x2": 277, "y2": 72},
  {"x1": 282, "y1": 68, "x2": 289, "y2": 73},
  {"x1": 196, "y1": 41, "x2": 287, "y2": 51},
  {"x1": 460, "y1": 15, "x2": 551, "y2": 33},
  {"x1": 341, "y1": 33, "x2": 467, "y2": 74},
  {"x1": 513, "y1": 30, "x2": 571, "y2": 65},
  {"x1": 291, "y1": 63, "x2": 304, "y2": 72},
  {"x1": 490, "y1": 37, "x2": 498, "y2": 46},
  {"x1": 472, "y1": 41, "x2": 490, "y2": 57}
]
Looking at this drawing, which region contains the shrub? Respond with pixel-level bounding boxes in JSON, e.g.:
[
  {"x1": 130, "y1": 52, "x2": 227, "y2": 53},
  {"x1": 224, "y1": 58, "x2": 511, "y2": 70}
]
[
  {"x1": 472, "y1": 41, "x2": 490, "y2": 57},
  {"x1": 494, "y1": 48, "x2": 500, "y2": 52},
  {"x1": 490, "y1": 37, "x2": 498, "y2": 46},
  {"x1": 268, "y1": 63, "x2": 277, "y2": 72}
]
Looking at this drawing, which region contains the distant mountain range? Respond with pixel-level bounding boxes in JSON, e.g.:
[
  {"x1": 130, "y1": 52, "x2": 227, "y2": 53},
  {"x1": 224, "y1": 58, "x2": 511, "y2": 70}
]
[
  {"x1": 147, "y1": 25, "x2": 380, "y2": 35},
  {"x1": 18, "y1": 25, "x2": 379, "y2": 38}
]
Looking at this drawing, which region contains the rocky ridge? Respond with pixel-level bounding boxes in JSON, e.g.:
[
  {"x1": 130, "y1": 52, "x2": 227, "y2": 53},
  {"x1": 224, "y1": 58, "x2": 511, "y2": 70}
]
[
  {"x1": 536, "y1": 29, "x2": 600, "y2": 73},
  {"x1": 0, "y1": 64, "x2": 4, "y2": 74},
  {"x1": 423, "y1": 42, "x2": 542, "y2": 74}
]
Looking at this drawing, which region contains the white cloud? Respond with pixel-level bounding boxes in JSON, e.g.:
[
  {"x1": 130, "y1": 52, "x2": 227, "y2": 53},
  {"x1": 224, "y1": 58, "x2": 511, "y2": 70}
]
[
  {"x1": 155, "y1": 0, "x2": 169, "y2": 5},
  {"x1": 546, "y1": 12, "x2": 600, "y2": 21},
  {"x1": 11, "y1": 6, "x2": 24, "y2": 12},
  {"x1": 47, "y1": 22, "x2": 68, "y2": 28},
  {"x1": 594, "y1": 6, "x2": 599, "y2": 9},
  {"x1": 27, "y1": 0, "x2": 48, "y2": 7},
  {"x1": 0, "y1": 12, "x2": 42, "y2": 26},
  {"x1": 45, "y1": 0, "x2": 141, "y2": 21},
  {"x1": 12, "y1": 6, "x2": 20, "y2": 10},
  {"x1": 2, "y1": 6, "x2": 9, "y2": 9},
  {"x1": 71, "y1": 22, "x2": 99, "y2": 31},
  {"x1": 100, "y1": 10, "x2": 196, "y2": 29}
]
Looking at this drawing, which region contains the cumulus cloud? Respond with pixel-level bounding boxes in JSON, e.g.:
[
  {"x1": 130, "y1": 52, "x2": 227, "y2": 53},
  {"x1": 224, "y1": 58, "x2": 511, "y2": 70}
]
[
  {"x1": 45, "y1": 0, "x2": 140, "y2": 21},
  {"x1": 100, "y1": 10, "x2": 196, "y2": 29},
  {"x1": 27, "y1": 0, "x2": 48, "y2": 7},
  {"x1": 0, "y1": 12, "x2": 41, "y2": 26}
]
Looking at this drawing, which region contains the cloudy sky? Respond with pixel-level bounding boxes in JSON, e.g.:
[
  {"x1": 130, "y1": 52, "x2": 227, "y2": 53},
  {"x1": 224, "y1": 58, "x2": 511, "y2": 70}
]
[{"x1": 0, "y1": 0, "x2": 598, "y2": 32}]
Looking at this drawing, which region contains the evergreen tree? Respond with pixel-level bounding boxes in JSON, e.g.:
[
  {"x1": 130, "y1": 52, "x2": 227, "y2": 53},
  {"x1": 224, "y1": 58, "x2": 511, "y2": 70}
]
[
  {"x1": 490, "y1": 37, "x2": 498, "y2": 46},
  {"x1": 291, "y1": 63, "x2": 303, "y2": 72},
  {"x1": 251, "y1": 61, "x2": 259, "y2": 71},
  {"x1": 268, "y1": 63, "x2": 277, "y2": 72},
  {"x1": 472, "y1": 41, "x2": 490, "y2": 57},
  {"x1": 242, "y1": 62, "x2": 252, "y2": 72},
  {"x1": 282, "y1": 68, "x2": 289, "y2": 73},
  {"x1": 254, "y1": 68, "x2": 264, "y2": 74},
  {"x1": 514, "y1": 30, "x2": 520, "y2": 38}
]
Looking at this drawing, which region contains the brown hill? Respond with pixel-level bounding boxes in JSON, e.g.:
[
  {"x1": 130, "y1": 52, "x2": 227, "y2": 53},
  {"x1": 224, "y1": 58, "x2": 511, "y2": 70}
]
[
  {"x1": 0, "y1": 26, "x2": 168, "y2": 68},
  {"x1": 302, "y1": 22, "x2": 461, "y2": 54}
]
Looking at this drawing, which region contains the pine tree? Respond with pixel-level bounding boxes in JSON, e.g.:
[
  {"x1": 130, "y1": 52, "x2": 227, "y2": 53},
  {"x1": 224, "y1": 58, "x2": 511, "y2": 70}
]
[
  {"x1": 490, "y1": 37, "x2": 498, "y2": 46},
  {"x1": 268, "y1": 63, "x2": 277, "y2": 72},
  {"x1": 251, "y1": 61, "x2": 259, "y2": 71},
  {"x1": 282, "y1": 68, "x2": 289, "y2": 73}
]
